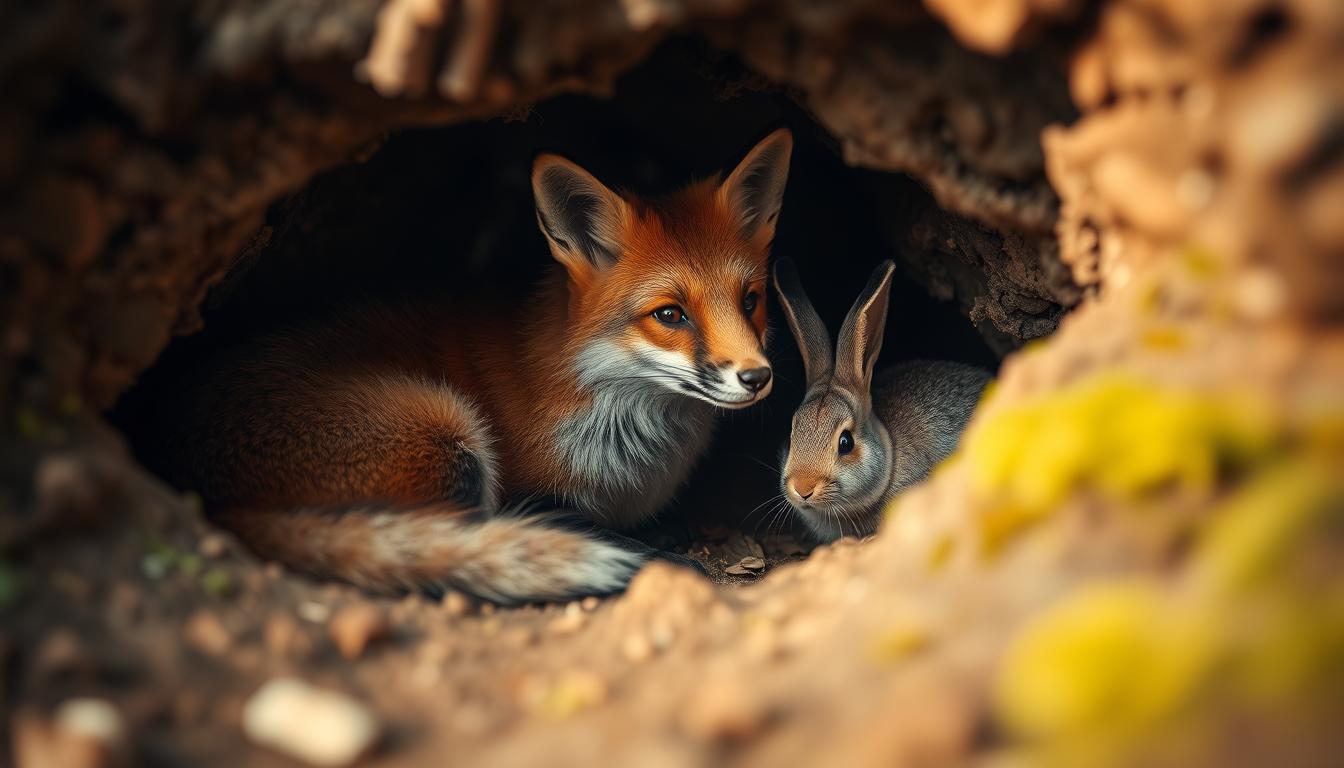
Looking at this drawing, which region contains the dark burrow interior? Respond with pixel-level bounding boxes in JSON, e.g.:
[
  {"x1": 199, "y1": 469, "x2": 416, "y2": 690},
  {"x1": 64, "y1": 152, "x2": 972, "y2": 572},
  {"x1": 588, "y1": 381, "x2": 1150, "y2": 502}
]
[{"x1": 111, "y1": 38, "x2": 1005, "y2": 560}]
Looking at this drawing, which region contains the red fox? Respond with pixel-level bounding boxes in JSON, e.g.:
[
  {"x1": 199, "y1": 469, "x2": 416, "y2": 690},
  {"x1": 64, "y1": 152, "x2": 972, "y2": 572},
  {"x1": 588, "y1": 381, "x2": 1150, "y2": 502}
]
[{"x1": 163, "y1": 129, "x2": 794, "y2": 603}]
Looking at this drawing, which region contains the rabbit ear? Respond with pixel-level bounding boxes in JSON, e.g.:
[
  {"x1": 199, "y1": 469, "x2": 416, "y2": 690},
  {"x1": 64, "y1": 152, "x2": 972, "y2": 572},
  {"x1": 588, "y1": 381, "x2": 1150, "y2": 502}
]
[
  {"x1": 836, "y1": 260, "x2": 895, "y2": 392},
  {"x1": 772, "y1": 257, "x2": 833, "y2": 386}
]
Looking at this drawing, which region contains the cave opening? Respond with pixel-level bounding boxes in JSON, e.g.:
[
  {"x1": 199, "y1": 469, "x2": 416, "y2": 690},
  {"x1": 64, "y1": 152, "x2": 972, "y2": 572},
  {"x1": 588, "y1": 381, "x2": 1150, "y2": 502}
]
[{"x1": 113, "y1": 37, "x2": 1010, "y2": 570}]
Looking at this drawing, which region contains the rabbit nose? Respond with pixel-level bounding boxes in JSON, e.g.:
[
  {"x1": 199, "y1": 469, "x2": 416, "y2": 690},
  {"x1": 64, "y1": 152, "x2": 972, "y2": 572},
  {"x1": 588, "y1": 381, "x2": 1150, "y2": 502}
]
[
  {"x1": 737, "y1": 366, "x2": 772, "y2": 392},
  {"x1": 787, "y1": 477, "x2": 816, "y2": 501}
]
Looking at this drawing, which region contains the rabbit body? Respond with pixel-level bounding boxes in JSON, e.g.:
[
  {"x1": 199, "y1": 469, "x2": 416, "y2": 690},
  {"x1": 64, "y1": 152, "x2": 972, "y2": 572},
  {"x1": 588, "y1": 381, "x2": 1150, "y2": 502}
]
[
  {"x1": 772, "y1": 258, "x2": 990, "y2": 541},
  {"x1": 874, "y1": 360, "x2": 991, "y2": 499}
]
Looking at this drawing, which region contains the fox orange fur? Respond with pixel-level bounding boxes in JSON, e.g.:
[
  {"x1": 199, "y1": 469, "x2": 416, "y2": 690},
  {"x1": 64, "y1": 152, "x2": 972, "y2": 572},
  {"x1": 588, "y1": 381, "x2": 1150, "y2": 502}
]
[{"x1": 163, "y1": 129, "x2": 794, "y2": 603}]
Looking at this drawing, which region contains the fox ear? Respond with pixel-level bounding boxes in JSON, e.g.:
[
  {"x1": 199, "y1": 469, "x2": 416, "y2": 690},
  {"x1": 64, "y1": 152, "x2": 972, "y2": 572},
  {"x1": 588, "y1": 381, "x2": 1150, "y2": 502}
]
[
  {"x1": 836, "y1": 260, "x2": 895, "y2": 392},
  {"x1": 532, "y1": 154, "x2": 628, "y2": 275},
  {"x1": 719, "y1": 128, "x2": 793, "y2": 246},
  {"x1": 772, "y1": 258, "x2": 833, "y2": 386}
]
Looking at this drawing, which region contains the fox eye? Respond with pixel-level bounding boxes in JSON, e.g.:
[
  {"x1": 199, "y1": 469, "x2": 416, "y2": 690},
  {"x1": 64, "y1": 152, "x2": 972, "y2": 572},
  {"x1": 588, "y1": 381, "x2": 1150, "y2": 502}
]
[
  {"x1": 653, "y1": 305, "x2": 686, "y2": 325},
  {"x1": 837, "y1": 430, "x2": 854, "y2": 456},
  {"x1": 743, "y1": 291, "x2": 759, "y2": 314}
]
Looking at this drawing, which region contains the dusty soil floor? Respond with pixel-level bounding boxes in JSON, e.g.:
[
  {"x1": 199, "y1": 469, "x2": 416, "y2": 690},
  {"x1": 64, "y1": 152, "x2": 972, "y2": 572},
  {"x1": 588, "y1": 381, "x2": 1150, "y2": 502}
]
[{"x1": 6, "y1": 464, "x2": 890, "y2": 766}]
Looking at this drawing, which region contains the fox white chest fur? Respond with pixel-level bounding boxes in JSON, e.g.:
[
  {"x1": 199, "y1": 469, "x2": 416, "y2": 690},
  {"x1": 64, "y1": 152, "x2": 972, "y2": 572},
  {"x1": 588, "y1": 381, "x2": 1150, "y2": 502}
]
[{"x1": 552, "y1": 340, "x2": 716, "y2": 526}]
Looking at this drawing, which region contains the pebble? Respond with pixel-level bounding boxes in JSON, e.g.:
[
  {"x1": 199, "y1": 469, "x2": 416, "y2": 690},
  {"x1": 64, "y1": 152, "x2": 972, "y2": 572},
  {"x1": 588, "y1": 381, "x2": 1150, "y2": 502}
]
[
  {"x1": 297, "y1": 601, "x2": 331, "y2": 624},
  {"x1": 242, "y1": 678, "x2": 381, "y2": 767},
  {"x1": 621, "y1": 633, "x2": 654, "y2": 663},
  {"x1": 547, "y1": 602, "x2": 586, "y2": 635},
  {"x1": 680, "y1": 679, "x2": 768, "y2": 744},
  {"x1": 389, "y1": 594, "x2": 421, "y2": 623},
  {"x1": 185, "y1": 610, "x2": 232, "y2": 657},
  {"x1": 580, "y1": 596, "x2": 600, "y2": 611},
  {"x1": 12, "y1": 706, "x2": 122, "y2": 768},
  {"x1": 198, "y1": 532, "x2": 230, "y2": 559},
  {"x1": 328, "y1": 604, "x2": 389, "y2": 660},
  {"x1": 441, "y1": 591, "x2": 472, "y2": 616},
  {"x1": 264, "y1": 614, "x2": 309, "y2": 658},
  {"x1": 722, "y1": 534, "x2": 765, "y2": 562},
  {"x1": 36, "y1": 629, "x2": 87, "y2": 677},
  {"x1": 724, "y1": 556, "x2": 766, "y2": 576},
  {"x1": 54, "y1": 698, "x2": 125, "y2": 746},
  {"x1": 648, "y1": 617, "x2": 676, "y2": 651},
  {"x1": 502, "y1": 626, "x2": 536, "y2": 649}
]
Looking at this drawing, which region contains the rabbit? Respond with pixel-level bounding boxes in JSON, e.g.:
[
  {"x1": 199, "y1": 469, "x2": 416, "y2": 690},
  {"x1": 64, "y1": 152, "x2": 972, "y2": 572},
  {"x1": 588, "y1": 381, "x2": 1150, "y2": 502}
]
[{"x1": 772, "y1": 257, "x2": 992, "y2": 541}]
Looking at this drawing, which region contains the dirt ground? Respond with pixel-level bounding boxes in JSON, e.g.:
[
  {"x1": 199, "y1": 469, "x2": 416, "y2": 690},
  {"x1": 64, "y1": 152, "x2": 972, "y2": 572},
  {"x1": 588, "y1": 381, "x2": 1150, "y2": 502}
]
[{"x1": 4, "y1": 460, "x2": 892, "y2": 766}]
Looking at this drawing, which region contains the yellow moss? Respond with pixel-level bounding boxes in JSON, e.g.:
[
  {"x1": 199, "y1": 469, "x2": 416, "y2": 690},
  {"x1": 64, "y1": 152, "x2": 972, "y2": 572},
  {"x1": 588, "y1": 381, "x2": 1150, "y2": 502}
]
[
  {"x1": 1180, "y1": 245, "x2": 1221, "y2": 280},
  {"x1": 1234, "y1": 591, "x2": 1344, "y2": 706},
  {"x1": 869, "y1": 624, "x2": 931, "y2": 664},
  {"x1": 1138, "y1": 326, "x2": 1188, "y2": 351},
  {"x1": 925, "y1": 535, "x2": 955, "y2": 572},
  {"x1": 994, "y1": 582, "x2": 1216, "y2": 744},
  {"x1": 535, "y1": 671, "x2": 608, "y2": 718},
  {"x1": 1303, "y1": 412, "x2": 1344, "y2": 455},
  {"x1": 1136, "y1": 279, "x2": 1166, "y2": 315},
  {"x1": 996, "y1": 449, "x2": 1344, "y2": 763},
  {"x1": 1191, "y1": 458, "x2": 1341, "y2": 594},
  {"x1": 979, "y1": 503, "x2": 1052, "y2": 558},
  {"x1": 964, "y1": 373, "x2": 1279, "y2": 554}
]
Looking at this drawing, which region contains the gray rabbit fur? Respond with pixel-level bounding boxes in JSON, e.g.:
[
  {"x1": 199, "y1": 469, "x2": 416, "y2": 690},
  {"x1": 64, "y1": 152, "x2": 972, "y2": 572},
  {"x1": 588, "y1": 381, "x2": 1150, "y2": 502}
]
[{"x1": 773, "y1": 258, "x2": 991, "y2": 541}]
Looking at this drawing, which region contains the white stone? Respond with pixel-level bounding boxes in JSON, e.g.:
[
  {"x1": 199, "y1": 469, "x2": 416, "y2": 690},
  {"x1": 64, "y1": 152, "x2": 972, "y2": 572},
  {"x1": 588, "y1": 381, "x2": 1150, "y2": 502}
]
[
  {"x1": 53, "y1": 698, "x2": 124, "y2": 745},
  {"x1": 243, "y1": 678, "x2": 380, "y2": 767}
]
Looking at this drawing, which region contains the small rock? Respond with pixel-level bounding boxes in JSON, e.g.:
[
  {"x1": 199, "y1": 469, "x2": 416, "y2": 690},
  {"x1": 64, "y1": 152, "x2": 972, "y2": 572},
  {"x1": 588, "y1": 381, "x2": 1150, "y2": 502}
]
[
  {"x1": 648, "y1": 617, "x2": 677, "y2": 651},
  {"x1": 621, "y1": 633, "x2": 653, "y2": 663},
  {"x1": 328, "y1": 604, "x2": 389, "y2": 660},
  {"x1": 13, "y1": 705, "x2": 126, "y2": 768},
  {"x1": 419, "y1": 639, "x2": 453, "y2": 665},
  {"x1": 36, "y1": 629, "x2": 87, "y2": 677},
  {"x1": 410, "y1": 659, "x2": 442, "y2": 689},
  {"x1": 721, "y1": 534, "x2": 765, "y2": 562},
  {"x1": 297, "y1": 601, "x2": 330, "y2": 624},
  {"x1": 389, "y1": 593, "x2": 421, "y2": 623},
  {"x1": 441, "y1": 591, "x2": 472, "y2": 616},
  {"x1": 54, "y1": 698, "x2": 126, "y2": 747},
  {"x1": 185, "y1": 610, "x2": 232, "y2": 657},
  {"x1": 739, "y1": 556, "x2": 766, "y2": 571},
  {"x1": 242, "y1": 678, "x2": 381, "y2": 767},
  {"x1": 580, "y1": 596, "x2": 600, "y2": 611},
  {"x1": 680, "y1": 679, "x2": 768, "y2": 744},
  {"x1": 264, "y1": 614, "x2": 309, "y2": 659},
  {"x1": 547, "y1": 602, "x2": 586, "y2": 635},
  {"x1": 502, "y1": 626, "x2": 536, "y2": 649},
  {"x1": 174, "y1": 692, "x2": 207, "y2": 725},
  {"x1": 198, "y1": 532, "x2": 231, "y2": 559}
]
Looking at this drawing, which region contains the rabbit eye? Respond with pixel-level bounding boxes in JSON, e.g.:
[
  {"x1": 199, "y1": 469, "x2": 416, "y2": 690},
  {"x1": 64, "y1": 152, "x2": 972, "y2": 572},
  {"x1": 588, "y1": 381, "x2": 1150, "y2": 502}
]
[{"x1": 837, "y1": 430, "x2": 854, "y2": 456}]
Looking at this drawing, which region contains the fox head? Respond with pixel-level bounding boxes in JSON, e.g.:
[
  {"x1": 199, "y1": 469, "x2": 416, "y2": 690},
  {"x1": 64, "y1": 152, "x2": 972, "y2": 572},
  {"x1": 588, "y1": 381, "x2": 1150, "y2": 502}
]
[{"x1": 531, "y1": 129, "x2": 792, "y2": 408}]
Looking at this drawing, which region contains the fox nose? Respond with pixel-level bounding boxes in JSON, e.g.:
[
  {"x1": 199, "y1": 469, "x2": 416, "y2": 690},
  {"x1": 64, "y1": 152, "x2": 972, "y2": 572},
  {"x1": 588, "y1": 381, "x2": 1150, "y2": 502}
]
[{"x1": 737, "y1": 366, "x2": 772, "y2": 392}]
